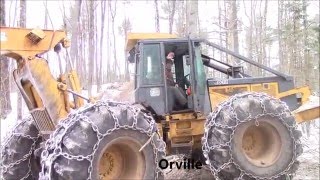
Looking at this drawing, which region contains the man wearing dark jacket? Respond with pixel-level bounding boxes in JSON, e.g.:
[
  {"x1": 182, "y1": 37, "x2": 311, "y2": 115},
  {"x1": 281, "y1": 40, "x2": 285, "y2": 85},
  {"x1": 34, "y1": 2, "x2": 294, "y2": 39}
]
[{"x1": 165, "y1": 52, "x2": 187, "y2": 111}]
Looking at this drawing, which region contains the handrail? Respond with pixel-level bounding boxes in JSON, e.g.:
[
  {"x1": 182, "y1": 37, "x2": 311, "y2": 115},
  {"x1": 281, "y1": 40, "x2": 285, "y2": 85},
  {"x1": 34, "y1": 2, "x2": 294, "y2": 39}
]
[{"x1": 203, "y1": 40, "x2": 291, "y2": 80}]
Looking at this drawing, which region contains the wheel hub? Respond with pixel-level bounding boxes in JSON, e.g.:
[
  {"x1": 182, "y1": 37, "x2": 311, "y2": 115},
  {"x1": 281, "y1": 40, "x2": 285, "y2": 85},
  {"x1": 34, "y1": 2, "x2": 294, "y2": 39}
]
[
  {"x1": 98, "y1": 138, "x2": 146, "y2": 180},
  {"x1": 242, "y1": 133, "x2": 255, "y2": 151},
  {"x1": 241, "y1": 121, "x2": 282, "y2": 167},
  {"x1": 100, "y1": 153, "x2": 115, "y2": 177},
  {"x1": 99, "y1": 148, "x2": 123, "y2": 179}
]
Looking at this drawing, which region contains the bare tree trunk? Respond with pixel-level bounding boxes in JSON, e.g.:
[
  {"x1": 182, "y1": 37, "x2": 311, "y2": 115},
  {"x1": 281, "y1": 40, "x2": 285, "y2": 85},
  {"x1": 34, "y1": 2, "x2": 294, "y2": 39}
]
[
  {"x1": 187, "y1": 0, "x2": 198, "y2": 38},
  {"x1": 302, "y1": 0, "x2": 309, "y2": 87},
  {"x1": 251, "y1": 1, "x2": 258, "y2": 75},
  {"x1": 17, "y1": 0, "x2": 26, "y2": 121},
  {"x1": 98, "y1": 1, "x2": 106, "y2": 91},
  {"x1": 256, "y1": 0, "x2": 262, "y2": 76},
  {"x1": 278, "y1": 0, "x2": 283, "y2": 71},
  {"x1": 106, "y1": 1, "x2": 111, "y2": 83},
  {"x1": 122, "y1": 4, "x2": 131, "y2": 82},
  {"x1": 231, "y1": 0, "x2": 239, "y2": 61},
  {"x1": 94, "y1": 4, "x2": 98, "y2": 91},
  {"x1": 168, "y1": 0, "x2": 176, "y2": 34},
  {"x1": 0, "y1": 0, "x2": 12, "y2": 119},
  {"x1": 70, "y1": 0, "x2": 81, "y2": 72},
  {"x1": 109, "y1": 0, "x2": 118, "y2": 81},
  {"x1": 291, "y1": 1, "x2": 299, "y2": 83},
  {"x1": 119, "y1": 17, "x2": 132, "y2": 81},
  {"x1": 226, "y1": 0, "x2": 239, "y2": 65},
  {"x1": 81, "y1": 6, "x2": 87, "y2": 88},
  {"x1": 262, "y1": 0, "x2": 268, "y2": 76},
  {"x1": 243, "y1": 0, "x2": 253, "y2": 74},
  {"x1": 88, "y1": 0, "x2": 95, "y2": 96},
  {"x1": 154, "y1": 0, "x2": 160, "y2": 32},
  {"x1": 217, "y1": 0, "x2": 224, "y2": 78},
  {"x1": 175, "y1": 1, "x2": 186, "y2": 37},
  {"x1": 223, "y1": 0, "x2": 228, "y2": 63}
]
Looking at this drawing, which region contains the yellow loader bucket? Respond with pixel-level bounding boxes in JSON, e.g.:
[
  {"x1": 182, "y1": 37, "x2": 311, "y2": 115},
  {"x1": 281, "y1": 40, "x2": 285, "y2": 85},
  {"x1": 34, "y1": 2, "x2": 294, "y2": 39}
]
[{"x1": 293, "y1": 96, "x2": 320, "y2": 124}]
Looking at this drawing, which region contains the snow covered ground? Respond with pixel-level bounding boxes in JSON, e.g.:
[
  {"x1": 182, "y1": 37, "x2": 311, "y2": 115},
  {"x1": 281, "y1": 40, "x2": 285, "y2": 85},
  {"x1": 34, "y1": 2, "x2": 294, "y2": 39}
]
[
  {"x1": 0, "y1": 82, "x2": 133, "y2": 143},
  {"x1": 1, "y1": 85, "x2": 319, "y2": 179},
  {"x1": 294, "y1": 120, "x2": 320, "y2": 180}
]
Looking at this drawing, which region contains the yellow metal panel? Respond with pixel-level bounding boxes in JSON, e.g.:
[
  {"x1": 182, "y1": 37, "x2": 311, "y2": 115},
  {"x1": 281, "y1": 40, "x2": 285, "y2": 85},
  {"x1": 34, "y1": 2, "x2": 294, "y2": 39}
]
[
  {"x1": 168, "y1": 119, "x2": 205, "y2": 139},
  {"x1": 208, "y1": 83, "x2": 279, "y2": 111},
  {"x1": 171, "y1": 137, "x2": 193, "y2": 144},
  {"x1": 27, "y1": 58, "x2": 68, "y2": 124},
  {"x1": 125, "y1": 33, "x2": 178, "y2": 51},
  {"x1": 68, "y1": 70, "x2": 84, "y2": 107},
  {"x1": 30, "y1": 86, "x2": 44, "y2": 108},
  {"x1": 0, "y1": 26, "x2": 67, "y2": 60},
  {"x1": 166, "y1": 112, "x2": 205, "y2": 142},
  {"x1": 208, "y1": 82, "x2": 319, "y2": 124},
  {"x1": 277, "y1": 86, "x2": 311, "y2": 105},
  {"x1": 169, "y1": 113, "x2": 196, "y2": 121},
  {"x1": 22, "y1": 81, "x2": 38, "y2": 108},
  {"x1": 294, "y1": 106, "x2": 320, "y2": 124},
  {"x1": 250, "y1": 82, "x2": 279, "y2": 97},
  {"x1": 208, "y1": 84, "x2": 250, "y2": 111}
]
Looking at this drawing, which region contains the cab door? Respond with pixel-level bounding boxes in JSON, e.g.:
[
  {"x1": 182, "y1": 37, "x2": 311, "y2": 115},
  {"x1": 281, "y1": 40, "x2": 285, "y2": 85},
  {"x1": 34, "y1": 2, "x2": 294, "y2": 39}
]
[
  {"x1": 188, "y1": 40, "x2": 207, "y2": 113},
  {"x1": 135, "y1": 42, "x2": 167, "y2": 115}
]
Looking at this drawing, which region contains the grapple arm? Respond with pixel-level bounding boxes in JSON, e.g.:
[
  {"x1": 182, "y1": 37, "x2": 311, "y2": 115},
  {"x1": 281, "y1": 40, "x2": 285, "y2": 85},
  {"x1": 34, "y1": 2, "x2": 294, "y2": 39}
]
[
  {"x1": 0, "y1": 26, "x2": 69, "y2": 60},
  {"x1": 277, "y1": 85, "x2": 320, "y2": 124}
]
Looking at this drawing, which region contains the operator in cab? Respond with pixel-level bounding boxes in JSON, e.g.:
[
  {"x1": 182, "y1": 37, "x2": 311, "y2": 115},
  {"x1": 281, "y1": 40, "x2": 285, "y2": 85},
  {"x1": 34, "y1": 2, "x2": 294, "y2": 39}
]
[{"x1": 165, "y1": 52, "x2": 188, "y2": 111}]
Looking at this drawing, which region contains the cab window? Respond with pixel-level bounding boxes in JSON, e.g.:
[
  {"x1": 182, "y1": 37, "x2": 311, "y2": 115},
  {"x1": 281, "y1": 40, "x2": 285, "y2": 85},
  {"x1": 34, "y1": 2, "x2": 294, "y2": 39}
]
[
  {"x1": 194, "y1": 45, "x2": 206, "y2": 95},
  {"x1": 142, "y1": 44, "x2": 162, "y2": 85}
]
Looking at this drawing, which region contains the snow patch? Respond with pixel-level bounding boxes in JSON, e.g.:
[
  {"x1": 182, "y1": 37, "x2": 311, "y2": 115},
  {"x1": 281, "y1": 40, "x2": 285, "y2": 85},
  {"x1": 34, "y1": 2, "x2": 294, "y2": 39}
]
[{"x1": 1, "y1": 88, "x2": 319, "y2": 179}]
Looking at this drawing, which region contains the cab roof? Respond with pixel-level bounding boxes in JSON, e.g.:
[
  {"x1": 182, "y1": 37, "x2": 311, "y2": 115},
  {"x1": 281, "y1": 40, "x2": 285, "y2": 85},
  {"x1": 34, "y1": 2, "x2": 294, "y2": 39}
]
[{"x1": 125, "y1": 33, "x2": 178, "y2": 51}]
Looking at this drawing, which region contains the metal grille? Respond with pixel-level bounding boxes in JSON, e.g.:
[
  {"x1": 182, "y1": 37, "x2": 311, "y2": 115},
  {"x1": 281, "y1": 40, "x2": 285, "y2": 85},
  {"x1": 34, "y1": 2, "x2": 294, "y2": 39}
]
[{"x1": 30, "y1": 108, "x2": 55, "y2": 139}]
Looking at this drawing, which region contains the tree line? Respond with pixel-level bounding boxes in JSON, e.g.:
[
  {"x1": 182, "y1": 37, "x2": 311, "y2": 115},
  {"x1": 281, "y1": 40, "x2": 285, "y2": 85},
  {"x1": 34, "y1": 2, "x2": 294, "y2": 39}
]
[{"x1": 0, "y1": 0, "x2": 319, "y2": 120}]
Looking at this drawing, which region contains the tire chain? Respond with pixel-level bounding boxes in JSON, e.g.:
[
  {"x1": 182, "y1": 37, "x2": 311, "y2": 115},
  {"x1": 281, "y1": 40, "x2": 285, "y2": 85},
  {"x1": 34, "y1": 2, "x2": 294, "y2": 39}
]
[
  {"x1": 0, "y1": 117, "x2": 41, "y2": 180},
  {"x1": 202, "y1": 92, "x2": 301, "y2": 180},
  {"x1": 39, "y1": 100, "x2": 166, "y2": 180}
]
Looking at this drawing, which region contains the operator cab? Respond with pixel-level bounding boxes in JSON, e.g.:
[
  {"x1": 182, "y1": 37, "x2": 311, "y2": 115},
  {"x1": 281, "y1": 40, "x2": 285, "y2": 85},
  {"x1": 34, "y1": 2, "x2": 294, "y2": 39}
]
[{"x1": 126, "y1": 34, "x2": 206, "y2": 116}]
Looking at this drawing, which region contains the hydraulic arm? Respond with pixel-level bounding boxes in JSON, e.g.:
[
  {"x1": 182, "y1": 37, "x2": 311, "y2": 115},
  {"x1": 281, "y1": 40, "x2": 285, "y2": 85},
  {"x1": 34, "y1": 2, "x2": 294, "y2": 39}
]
[
  {"x1": 0, "y1": 26, "x2": 83, "y2": 137},
  {"x1": 1, "y1": 27, "x2": 69, "y2": 60},
  {"x1": 202, "y1": 39, "x2": 320, "y2": 123},
  {"x1": 201, "y1": 54, "x2": 250, "y2": 78}
]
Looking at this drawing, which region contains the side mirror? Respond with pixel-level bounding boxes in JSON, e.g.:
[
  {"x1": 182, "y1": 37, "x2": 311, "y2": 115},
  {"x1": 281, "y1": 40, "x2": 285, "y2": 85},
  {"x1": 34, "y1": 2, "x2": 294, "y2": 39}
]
[
  {"x1": 127, "y1": 47, "x2": 138, "y2": 63},
  {"x1": 127, "y1": 54, "x2": 135, "y2": 63},
  {"x1": 134, "y1": 53, "x2": 140, "y2": 63}
]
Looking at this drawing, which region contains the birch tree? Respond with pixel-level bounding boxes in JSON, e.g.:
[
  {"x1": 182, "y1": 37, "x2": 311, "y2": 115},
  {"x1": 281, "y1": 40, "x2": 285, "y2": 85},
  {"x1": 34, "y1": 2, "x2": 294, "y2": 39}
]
[
  {"x1": 186, "y1": 0, "x2": 199, "y2": 38},
  {"x1": 70, "y1": 0, "x2": 82, "y2": 76},
  {"x1": 80, "y1": 3, "x2": 88, "y2": 87},
  {"x1": 106, "y1": 1, "x2": 111, "y2": 82},
  {"x1": 97, "y1": 1, "x2": 107, "y2": 91},
  {"x1": 161, "y1": 0, "x2": 176, "y2": 34},
  {"x1": 109, "y1": 0, "x2": 119, "y2": 81},
  {"x1": 175, "y1": 0, "x2": 187, "y2": 37},
  {"x1": 119, "y1": 18, "x2": 132, "y2": 81},
  {"x1": 0, "y1": 0, "x2": 12, "y2": 119},
  {"x1": 225, "y1": 0, "x2": 240, "y2": 65},
  {"x1": 17, "y1": 0, "x2": 26, "y2": 121},
  {"x1": 88, "y1": 0, "x2": 95, "y2": 96},
  {"x1": 154, "y1": 0, "x2": 160, "y2": 32},
  {"x1": 276, "y1": 3, "x2": 283, "y2": 72}
]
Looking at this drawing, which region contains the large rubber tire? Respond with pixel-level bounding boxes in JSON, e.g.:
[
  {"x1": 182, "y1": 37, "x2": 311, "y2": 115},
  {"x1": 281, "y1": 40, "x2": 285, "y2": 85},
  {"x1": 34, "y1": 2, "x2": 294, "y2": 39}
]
[
  {"x1": 40, "y1": 101, "x2": 166, "y2": 180},
  {"x1": 202, "y1": 92, "x2": 302, "y2": 180},
  {"x1": 1, "y1": 117, "x2": 42, "y2": 180}
]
